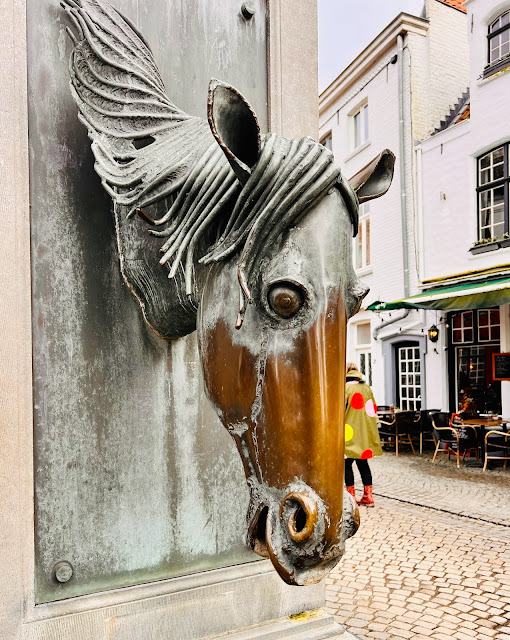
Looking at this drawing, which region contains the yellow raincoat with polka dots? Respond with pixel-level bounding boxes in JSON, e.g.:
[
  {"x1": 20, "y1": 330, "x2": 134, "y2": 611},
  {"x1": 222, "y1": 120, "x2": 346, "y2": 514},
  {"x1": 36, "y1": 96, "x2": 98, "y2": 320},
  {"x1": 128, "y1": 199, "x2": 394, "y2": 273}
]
[{"x1": 345, "y1": 371, "x2": 382, "y2": 459}]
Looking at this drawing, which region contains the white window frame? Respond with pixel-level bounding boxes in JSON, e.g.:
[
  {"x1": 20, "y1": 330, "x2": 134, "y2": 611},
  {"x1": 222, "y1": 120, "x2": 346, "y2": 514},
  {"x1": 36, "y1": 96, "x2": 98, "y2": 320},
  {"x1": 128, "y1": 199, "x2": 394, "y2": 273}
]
[
  {"x1": 320, "y1": 132, "x2": 333, "y2": 153},
  {"x1": 477, "y1": 145, "x2": 507, "y2": 241},
  {"x1": 477, "y1": 309, "x2": 501, "y2": 343},
  {"x1": 354, "y1": 202, "x2": 370, "y2": 271},
  {"x1": 451, "y1": 311, "x2": 474, "y2": 345},
  {"x1": 398, "y1": 346, "x2": 421, "y2": 411},
  {"x1": 489, "y1": 11, "x2": 510, "y2": 65},
  {"x1": 349, "y1": 101, "x2": 369, "y2": 151},
  {"x1": 358, "y1": 350, "x2": 372, "y2": 387},
  {"x1": 355, "y1": 321, "x2": 372, "y2": 387}
]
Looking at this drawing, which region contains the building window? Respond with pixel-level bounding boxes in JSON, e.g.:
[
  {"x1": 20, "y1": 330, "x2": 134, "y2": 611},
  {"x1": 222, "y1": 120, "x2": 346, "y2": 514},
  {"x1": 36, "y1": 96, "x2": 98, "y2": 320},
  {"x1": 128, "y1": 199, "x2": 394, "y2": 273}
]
[
  {"x1": 398, "y1": 346, "x2": 421, "y2": 411},
  {"x1": 451, "y1": 311, "x2": 474, "y2": 344},
  {"x1": 359, "y1": 351, "x2": 373, "y2": 387},
  {"x1": 477, "y1": 144, "x2": 508, "y2": 241},
  {"x1": 354, "y1": 202, "x2": 370, "y2": 269},
  {"x1": 485, "y1": 11, "x2": 510, "y2": 78},
  {"x1": 477, "y1": 309, "x2": 500, "y2": 342},
  {"x1": 321, "y1": 132, "x2": 333, "y2": 153},
  {"x1": 356, "y1": 322, "x2": 372, "y2": 386},
  {"x1": 489, "y1": 11, "x2": 510, "y2": 65},
  {"x1": 352, "y1": 103, "x2": 369, "y2": 149}
]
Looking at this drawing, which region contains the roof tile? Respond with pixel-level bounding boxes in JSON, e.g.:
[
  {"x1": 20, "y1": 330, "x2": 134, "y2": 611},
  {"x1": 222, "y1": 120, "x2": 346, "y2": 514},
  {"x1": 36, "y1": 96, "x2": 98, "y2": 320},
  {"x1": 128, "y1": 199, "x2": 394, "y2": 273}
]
[{"x1": 437, "y1": 0, "x2": 467, "y2": 13}]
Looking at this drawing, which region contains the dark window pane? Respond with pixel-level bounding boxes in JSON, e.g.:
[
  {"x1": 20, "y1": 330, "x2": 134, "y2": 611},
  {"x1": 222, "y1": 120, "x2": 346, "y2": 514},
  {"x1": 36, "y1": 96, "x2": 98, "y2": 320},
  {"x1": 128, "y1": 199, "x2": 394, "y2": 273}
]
[
  {"x1": 479, "y1": 326, "x2": 489, "y2": 341},
  {"x1": 494, "y1": 163, "x2": 505, "y2": 181},
  {"x1": 494, "y1": 187, "x2": 505, "y2": 205},
  {"x1": 465, "y1": 328, "x2": 473, "y2": 342},
  {"x1": 464, "y1": 313, "x2": 473, "y2": 328},
  {"x1": 493, "y1": 146, "x2": 504, "y2": 163},
  {"x1": 491, "y1": 309, "x2": 500, "y2": 324},
  {"x1": 453, "y1": 314, "x2": 461, "y2": 328}
]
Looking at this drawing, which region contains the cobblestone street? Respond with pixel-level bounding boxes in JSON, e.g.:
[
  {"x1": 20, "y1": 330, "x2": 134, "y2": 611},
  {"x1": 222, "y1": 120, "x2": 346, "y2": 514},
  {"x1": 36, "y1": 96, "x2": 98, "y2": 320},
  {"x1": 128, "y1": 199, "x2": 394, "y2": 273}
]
[{"x1": 326, "y1": 453, "x2": 510, "y2": 640}]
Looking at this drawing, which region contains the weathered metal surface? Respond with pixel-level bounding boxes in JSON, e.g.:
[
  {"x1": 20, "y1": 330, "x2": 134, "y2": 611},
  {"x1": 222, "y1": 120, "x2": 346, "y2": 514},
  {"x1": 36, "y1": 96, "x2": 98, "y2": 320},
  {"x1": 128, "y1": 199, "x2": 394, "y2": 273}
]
[
  {"x1": 29, "y1": 0, "x2": 267, "y2": 603},
  {"x1": 57, "y1": 0, "x2": 396, "y2": 588}
]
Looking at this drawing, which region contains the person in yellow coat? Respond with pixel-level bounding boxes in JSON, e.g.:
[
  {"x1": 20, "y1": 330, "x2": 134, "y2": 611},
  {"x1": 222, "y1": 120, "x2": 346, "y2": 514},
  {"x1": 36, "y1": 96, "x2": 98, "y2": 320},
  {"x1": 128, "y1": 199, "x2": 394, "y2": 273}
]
[{"x1": 344, "y1": 363, "x2": 382, "y2": 506}]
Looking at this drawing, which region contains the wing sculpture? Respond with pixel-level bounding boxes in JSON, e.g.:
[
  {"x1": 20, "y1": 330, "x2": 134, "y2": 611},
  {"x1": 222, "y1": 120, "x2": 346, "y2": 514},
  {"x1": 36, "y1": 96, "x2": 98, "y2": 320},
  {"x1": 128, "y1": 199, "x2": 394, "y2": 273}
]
[
  {"x1": 62, "y1": 0, "x2": 360, "y2": 338},
  {"x1": 62, "y1": 0, "x2": 215, "y2": 216}
]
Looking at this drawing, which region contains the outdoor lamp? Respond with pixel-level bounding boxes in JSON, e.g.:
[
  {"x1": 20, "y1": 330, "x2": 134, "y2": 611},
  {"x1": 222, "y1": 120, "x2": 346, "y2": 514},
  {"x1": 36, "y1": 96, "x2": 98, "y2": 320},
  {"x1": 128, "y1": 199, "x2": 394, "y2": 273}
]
[{"x1": 428, "y1": 325, "x2": 439, "y2": 342}]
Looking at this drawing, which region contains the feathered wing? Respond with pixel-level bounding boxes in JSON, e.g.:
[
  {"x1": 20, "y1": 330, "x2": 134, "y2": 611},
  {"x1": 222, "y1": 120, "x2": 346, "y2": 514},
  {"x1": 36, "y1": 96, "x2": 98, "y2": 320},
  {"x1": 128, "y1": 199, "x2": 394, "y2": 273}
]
[{"x1": 62, "y1": 0, "x2": 213, "y2": 216}]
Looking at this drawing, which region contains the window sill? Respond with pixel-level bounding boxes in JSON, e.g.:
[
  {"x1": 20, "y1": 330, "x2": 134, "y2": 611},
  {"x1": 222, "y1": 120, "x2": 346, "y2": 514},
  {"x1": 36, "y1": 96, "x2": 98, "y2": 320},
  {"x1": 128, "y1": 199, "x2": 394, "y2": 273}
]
[
  {"x1": 469, "y1": 238, "x2": 510, "y2": 255},
  {"x1": 479, "y1": 58, "x2": 510, "y2": 84},
  {"x1": 344, "y1": 139, "x2": 371, "y2": 163},
  {"x1": 355, "y1": 265, "x2": 373, "y2": 277}
]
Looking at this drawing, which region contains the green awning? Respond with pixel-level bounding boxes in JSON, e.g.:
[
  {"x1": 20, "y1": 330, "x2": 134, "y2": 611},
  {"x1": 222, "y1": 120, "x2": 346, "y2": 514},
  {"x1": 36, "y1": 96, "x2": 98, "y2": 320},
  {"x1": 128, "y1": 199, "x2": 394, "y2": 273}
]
[{"x1": 367, "y1": 276, "x2": 510, "y2": 312}]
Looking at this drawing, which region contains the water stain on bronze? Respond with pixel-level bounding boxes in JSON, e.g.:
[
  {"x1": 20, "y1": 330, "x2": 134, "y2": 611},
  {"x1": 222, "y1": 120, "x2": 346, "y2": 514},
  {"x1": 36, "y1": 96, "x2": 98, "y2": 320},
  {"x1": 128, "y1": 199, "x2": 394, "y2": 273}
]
[{"x1": 201, "y1": 289, "x2": 346, "y2": 552}]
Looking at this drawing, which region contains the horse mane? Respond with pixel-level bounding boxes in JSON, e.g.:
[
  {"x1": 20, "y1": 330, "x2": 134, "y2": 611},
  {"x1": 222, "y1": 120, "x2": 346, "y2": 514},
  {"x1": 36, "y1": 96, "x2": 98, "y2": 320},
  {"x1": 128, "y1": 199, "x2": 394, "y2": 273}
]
[
  {"x1": 148, "y1": 133, "x2": 359, "y2": 326},
  {"x1": 62, "y1": 0, "x2": 359, "y2": 327}
]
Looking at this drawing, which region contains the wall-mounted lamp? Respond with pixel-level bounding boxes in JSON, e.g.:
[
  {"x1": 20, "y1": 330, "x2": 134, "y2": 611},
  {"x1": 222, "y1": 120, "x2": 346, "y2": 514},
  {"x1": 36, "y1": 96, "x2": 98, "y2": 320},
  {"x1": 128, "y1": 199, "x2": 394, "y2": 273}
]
[{"x1": 428, "y1": 325, "x2": 439, "y2": 342}]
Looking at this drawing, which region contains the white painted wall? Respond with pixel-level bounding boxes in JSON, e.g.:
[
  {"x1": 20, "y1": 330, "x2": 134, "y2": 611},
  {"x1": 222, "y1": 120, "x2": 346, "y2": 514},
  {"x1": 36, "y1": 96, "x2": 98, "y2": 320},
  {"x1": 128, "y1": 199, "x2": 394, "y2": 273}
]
[
  {"x1": 417, "y1": 0, "x2": 510, "y2": 415},
  {"x1": 320, "y1": 2, "x2": 469, "y2": 408}
]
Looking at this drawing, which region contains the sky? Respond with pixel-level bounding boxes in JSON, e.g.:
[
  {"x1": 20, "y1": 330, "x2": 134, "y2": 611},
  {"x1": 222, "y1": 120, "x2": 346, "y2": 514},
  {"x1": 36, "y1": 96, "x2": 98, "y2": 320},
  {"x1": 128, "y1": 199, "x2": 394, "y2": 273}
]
[{"x1": 319, "y1": 0, "x2": 426, "y2": 92}]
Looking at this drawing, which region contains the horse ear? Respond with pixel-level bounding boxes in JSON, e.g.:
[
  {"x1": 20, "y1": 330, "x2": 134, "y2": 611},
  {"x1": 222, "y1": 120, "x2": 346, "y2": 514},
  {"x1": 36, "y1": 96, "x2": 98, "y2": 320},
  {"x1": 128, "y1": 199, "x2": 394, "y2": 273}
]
[
  {"x1": 207, "y1": 79, "x2": 261, "y2": 184},
  {"x1": 349, "y1": 149, "x2": 395, "y2": 203}
]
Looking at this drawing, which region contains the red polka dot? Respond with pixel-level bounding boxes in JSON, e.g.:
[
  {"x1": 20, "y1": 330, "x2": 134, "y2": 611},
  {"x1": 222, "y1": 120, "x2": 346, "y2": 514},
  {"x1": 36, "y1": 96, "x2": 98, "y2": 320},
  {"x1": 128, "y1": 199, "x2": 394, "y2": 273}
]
[
  {"x1": 360, "y1": 449, "x2": 373, "y2": 459},
  {"x1": 351, "y1": 392, "x2": 365, "y2": 410},
  {"x1": 374, "y1": 403, "x2": 378, "y2": 413}
]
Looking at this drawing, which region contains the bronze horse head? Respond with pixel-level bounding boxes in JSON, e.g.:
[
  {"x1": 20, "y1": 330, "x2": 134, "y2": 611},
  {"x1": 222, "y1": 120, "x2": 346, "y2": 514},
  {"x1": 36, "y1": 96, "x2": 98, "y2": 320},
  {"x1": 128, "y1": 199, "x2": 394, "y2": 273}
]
[{"x1": 62, "y1": 0, "x2": 395, "y2": 585}]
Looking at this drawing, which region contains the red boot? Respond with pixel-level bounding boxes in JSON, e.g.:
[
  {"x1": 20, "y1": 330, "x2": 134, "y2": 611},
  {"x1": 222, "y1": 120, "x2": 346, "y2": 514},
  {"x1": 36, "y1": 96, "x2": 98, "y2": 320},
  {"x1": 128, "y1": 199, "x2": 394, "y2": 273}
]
[
  {"x1": 346, "y1": 485, "x2": 356, "y2": 501},
  {"x1": 358, "y1": 485, "x2": 374, "y2": 507}
]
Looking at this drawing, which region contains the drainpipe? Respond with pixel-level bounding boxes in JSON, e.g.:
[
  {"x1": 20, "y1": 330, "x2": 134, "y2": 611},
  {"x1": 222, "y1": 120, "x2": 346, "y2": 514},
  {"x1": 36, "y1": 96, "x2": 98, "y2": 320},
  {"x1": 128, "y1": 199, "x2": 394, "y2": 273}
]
[{"x1": 373, "y1": 33, "x2": 410, "y2": 341}]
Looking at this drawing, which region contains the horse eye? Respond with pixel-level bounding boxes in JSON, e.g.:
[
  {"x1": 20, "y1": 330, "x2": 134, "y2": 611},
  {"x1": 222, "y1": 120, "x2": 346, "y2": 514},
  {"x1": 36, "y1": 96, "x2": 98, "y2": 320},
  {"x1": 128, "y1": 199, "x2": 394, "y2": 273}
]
[{"x1": 267, "y1": 283, "x2": 304, "y2": 319}]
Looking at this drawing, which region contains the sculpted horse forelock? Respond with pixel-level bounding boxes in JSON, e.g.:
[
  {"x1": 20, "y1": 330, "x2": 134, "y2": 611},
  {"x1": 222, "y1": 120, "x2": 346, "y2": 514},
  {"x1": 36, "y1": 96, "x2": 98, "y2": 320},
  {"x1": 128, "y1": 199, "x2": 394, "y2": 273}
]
[{"x1": 62, "y1": 0, "x2": 395, "y2": 585}]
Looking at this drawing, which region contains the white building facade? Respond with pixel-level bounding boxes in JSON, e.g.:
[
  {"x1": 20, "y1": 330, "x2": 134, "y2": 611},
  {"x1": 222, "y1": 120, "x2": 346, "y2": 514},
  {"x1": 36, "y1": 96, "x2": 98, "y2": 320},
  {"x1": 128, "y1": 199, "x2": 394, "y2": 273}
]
[
  {"x1": 320, "y1": 0, "x2": 472, "y2": 413},
  {"x1": 418, "y1": 0, "x2": 510, "y2": 417}
]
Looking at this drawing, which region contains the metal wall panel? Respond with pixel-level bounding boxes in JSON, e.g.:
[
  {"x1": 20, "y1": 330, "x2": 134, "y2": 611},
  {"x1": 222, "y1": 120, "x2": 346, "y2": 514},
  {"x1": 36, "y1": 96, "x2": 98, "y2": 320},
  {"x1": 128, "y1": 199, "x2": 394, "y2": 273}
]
[{"x1": 28, "y1": 0, "x2": 267, "y2": 603}]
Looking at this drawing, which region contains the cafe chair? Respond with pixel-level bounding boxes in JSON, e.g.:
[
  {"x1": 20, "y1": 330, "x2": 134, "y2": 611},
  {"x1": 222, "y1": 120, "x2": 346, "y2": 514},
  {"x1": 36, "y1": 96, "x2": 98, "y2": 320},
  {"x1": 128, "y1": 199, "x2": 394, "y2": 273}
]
[
  {"x1": 377, "y1": 411, "x2": 417, "y2": 457},
  {"x1": 430, "y1": 412, "x2": 478, "y2": 468},
  {"x1": 418, "y1": 410, "x2": 440, "y2": 454},
  {"x1": 377, "y1": 405, "x2": 392, "y2": 412},
  {"x1": 431, "y1": 412, "x2": 461, "y2": 468},
  {"x1": 483, "y1": 430, "x2": 510, "y2": 472},
  {"x1": 450, "y1": 414, "x2": 480, "y2": 463},
  {"x1": 377, "y1": 414, "x2": 396, "y2": 451}
]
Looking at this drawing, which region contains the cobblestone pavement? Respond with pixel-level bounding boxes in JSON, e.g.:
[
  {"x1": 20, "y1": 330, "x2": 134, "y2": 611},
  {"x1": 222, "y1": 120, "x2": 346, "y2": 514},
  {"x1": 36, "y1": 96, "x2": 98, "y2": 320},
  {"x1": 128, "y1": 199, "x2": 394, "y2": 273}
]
[{"x1": 326, "y1": 453, "x2": 510, "y2": 640}]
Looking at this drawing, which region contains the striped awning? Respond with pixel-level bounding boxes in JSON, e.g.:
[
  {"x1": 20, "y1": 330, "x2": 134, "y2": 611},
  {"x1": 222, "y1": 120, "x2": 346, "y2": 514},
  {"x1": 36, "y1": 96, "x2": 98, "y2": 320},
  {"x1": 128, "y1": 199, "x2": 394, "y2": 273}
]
[{"x1": 367, "y1": 276, "x2": 510, "y2": 312}]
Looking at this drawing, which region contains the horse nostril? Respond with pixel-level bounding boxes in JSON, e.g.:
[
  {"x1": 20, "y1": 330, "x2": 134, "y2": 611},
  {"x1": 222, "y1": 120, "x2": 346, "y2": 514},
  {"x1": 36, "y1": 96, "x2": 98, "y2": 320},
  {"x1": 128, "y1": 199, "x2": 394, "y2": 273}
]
[{"x1": 280, "y1": 491, "x2": 319, "y2": 543}]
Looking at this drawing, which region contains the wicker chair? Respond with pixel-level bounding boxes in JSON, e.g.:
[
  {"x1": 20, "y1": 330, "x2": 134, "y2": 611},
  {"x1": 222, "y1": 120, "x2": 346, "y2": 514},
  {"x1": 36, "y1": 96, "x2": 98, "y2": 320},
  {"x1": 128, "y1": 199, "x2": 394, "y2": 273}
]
[
  {"x1": 483, "y1": 430, "x2": 510, "y2": 472},
  {"x1": 430, "y1": 412, "x2": 478, "y2": 468},
  {"x1": 431, "y1": 412, "x2": 459, "y2": 467},
  {"x1": 418, "y1": 410, "x2": 440, "y2": 454},
  {"x1": 377, "y1": 411, "x2": 418, "y2": 457}
]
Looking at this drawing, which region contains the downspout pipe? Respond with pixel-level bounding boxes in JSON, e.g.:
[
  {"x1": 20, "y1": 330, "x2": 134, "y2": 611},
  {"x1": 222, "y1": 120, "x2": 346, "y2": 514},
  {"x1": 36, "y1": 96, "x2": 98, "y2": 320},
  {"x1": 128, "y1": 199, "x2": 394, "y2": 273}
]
[
  {"x1": 374, "y1": 33, "x2": 410, "y2": 341},
  {"x1": 373, "y1": 309, "x2": 410, "y2": 340},
  {"x1": 397, "y1": 32, "x2": 410, "y2": 299}
]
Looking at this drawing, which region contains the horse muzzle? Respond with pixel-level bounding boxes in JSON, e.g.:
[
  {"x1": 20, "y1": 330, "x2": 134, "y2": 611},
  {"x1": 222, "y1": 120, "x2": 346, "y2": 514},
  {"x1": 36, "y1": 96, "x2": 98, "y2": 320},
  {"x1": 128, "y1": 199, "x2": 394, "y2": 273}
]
[{"x1": 246, "y1": 482, "x2": 360, "y2": 585}]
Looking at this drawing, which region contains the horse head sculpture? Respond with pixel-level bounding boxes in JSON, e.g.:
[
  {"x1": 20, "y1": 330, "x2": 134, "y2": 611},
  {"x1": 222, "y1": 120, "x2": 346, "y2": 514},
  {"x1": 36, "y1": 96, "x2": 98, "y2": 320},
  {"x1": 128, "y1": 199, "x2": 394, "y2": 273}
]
[{"x1": 62, "y1": 0, "x2": 395, "y2": 586}]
